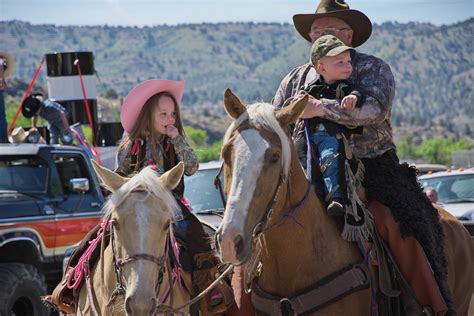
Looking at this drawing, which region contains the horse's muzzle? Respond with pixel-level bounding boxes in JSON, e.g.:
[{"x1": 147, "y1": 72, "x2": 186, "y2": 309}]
[{"x1": 215, "y1": 227, "x2": 248, "y2": 265}]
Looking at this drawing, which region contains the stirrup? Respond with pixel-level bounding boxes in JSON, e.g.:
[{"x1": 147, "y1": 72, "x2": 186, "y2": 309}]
[{"x1": 206, "y1": 271, "x2": 235, "y2": 314}]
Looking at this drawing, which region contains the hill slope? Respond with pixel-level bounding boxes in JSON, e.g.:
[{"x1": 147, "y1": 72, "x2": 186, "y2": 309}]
[{"x1": 1, "y1": 19, "x2": 473, "y2": 142}]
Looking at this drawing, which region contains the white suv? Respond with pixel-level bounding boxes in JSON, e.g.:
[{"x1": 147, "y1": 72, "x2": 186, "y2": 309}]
[
  {"x1": 184, "y1": 160, "x2": 224, "y2": 229},
  {"x1": 419, "y1": 168, "x2": 474, "y2": 237}
]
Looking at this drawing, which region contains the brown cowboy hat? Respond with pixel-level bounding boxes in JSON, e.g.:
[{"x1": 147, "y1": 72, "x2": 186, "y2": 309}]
[
  {"x1": 293, "y1": 0, "x2": 372, "y2": 47},
  {"x1": 9, "y1": 127, "x2": 28, "y2": 144}
]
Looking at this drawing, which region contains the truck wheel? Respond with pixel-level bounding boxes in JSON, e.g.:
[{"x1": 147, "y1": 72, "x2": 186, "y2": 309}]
[{"x1": 0, "y1": 263, "x2": 49, "y2": 316}]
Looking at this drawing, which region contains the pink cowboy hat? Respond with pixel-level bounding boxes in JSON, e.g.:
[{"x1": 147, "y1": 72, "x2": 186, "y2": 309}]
[{"x1": 120, "y1": 79, "x2": 185, "y2": 134}]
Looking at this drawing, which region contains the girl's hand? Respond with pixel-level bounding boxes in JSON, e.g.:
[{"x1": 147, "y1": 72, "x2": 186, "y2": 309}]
[{"x1": 166, "y1": 125, "x2": 179, "y2": 138}]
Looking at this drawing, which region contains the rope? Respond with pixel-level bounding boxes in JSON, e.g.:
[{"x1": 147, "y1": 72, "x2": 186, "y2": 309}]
[{"x1": 66, "y1": 219, "x2": 110, "y2": 290}]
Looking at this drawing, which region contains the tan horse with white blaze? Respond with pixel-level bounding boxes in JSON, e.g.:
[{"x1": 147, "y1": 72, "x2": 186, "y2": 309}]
[
  {"x1": 76, "y1": 161, "x2": 191, "y2": 315},
  {"x1": 216, "y1": 89, "x2": 474, "y2": 315},
  {"x1": 217, "y1": 91, "x2": 371, "y2": 315}
]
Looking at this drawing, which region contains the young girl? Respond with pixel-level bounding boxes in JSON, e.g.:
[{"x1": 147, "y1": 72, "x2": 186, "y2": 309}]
[{"x1": 116, "y1": 79, "x2": 233, "y2": 314}]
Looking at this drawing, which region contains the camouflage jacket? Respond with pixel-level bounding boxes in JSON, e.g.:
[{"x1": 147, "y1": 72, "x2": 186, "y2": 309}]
[
  {"x1": 115, "y1": 134, "x2": 199, "y2": 177},
  {"x1": 273, "y1": 51, "x2": 396, "y2": 159}
]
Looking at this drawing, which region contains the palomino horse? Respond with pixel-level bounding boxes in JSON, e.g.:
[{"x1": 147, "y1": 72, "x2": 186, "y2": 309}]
[
  {"x1": 216, "y1": 90, "x2": 474, "y2": 315},
  {"x1": 76, "y1": 161, "x2": 191, "y2": 315}
]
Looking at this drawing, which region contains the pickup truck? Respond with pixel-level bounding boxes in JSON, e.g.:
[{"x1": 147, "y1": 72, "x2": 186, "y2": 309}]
[{"x1": 0, "y1": 144, "x2": 104, "y2": 316}]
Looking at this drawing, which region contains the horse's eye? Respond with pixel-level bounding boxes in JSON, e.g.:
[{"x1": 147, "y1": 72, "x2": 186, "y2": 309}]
[
  {"x1": 270, "y1": 153, "x2": 280, "y2": 163},
  {"x1": 111, "y1": 219, "x2": 120, "y2": 230}
]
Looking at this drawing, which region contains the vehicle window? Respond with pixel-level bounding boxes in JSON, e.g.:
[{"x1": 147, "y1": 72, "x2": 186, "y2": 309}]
[
  {"x1": 184, "y1": 168, "x2": 224, "y2": 213},
  {"x1": 0, "y1": 156, "x2": 49, "y2": 193},
  {"x1": 54, "y1": 154, "x2": 90, "y2": 194},
  {"x1": 421, "y1": 174, "x2": 474, "y2": 203}
]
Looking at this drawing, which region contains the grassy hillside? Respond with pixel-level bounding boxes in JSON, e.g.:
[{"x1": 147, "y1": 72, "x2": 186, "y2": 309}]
[{"x1": 1, "y1": 19, "x2": 473, "y2": 143}]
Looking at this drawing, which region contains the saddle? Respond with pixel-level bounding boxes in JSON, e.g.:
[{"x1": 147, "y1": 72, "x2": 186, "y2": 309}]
[
  {"x1": 43, "y1": 222, "x2": 105, "y2": 314},
  {"x1": 43, "y1": 218, "x2": 235, "y2": 315},
  {"x1": 363, "y1": 213, "x2": 435, "y2": 316}
]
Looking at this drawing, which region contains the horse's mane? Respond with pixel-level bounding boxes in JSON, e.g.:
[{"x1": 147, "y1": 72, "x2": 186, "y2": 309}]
[
  {"x1": 223, "y1": 102, "x2": 291, "y2": 176},
  {"x1": 102, "y1": 166, "x2": 179, "y2": 219}
]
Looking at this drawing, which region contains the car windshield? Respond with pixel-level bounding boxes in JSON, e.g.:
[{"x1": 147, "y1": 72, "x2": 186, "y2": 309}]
[
  {"x1": 0, "y1": 156, "x2": 49, "y2": 193},
  {"x1": 420, "y1": 174, "x2": 474, "y2": 204},
  {"x1": 184, "y1": 167, "x2": 224, "y2": 213}
]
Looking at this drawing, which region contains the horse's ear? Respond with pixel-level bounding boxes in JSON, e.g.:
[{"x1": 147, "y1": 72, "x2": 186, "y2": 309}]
[
  {"x1": 91, "y1": 159, "x2": 128, "y2": 191},
  {"x1": 160, "y1": 161, "x2": 185, "y2": 190},
  {"x1": 224, "y1": 88, "x2": 246, "y2": 119},
  {"x1": 275, "y1": 93, "x2": 308, "y2": 127}
]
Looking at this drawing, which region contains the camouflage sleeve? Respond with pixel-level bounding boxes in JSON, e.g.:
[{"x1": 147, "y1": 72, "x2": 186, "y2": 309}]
[
  {"x1": 170, "y1": 134, "x2": 199, "y2": 176},
  {"x1": 272, "y1": 72, "x2": 291, "y2": 109},
  {"x1": 272, "y1": 65, "x2": 310, "y2": 109},
  {"x1": 320, "y1": 56, "x2": 395, "y2": 126}
]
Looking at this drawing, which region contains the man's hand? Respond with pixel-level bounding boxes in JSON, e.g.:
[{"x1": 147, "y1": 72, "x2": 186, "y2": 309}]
[
  {"x1": 341, "y1": 95, "x2": 358, "y2": 110},
  {"x1": 62, "y1": 128, "x2": 73, "y2": 145},
  {"x1": 299, "y1": 95, "x2": 326, "y2": 119}
]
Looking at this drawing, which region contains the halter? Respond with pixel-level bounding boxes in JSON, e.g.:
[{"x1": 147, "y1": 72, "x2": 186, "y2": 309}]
[
  {"x1": 217, "y1": 121, "x2": 312, "y2": 294},
  {"x1": 216, "y1": 122, "x2": 311, "y2": 240},
  {"x1": 106, "y1": 218, "x2": 168, "y2": 311}
]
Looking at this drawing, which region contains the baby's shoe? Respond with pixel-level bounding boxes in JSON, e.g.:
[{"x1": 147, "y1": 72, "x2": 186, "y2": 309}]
[{"x1": 327, "y1": 198, "x2": 345, "y2": 216}]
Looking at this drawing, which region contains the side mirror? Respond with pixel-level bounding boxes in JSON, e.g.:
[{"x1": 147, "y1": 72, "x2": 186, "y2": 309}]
[{"x1": 69, "y1": 178, "x2": 89, "y2": 193}]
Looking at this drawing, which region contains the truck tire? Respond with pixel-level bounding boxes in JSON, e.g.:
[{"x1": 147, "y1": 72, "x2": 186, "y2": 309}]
[{"x1": 0, "y1": 263, "x2": 49, "y2": 316}]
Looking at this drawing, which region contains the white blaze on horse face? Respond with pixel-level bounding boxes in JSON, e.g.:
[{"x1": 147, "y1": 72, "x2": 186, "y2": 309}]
[
  {"x1": 220, "y1": 129, "x2": 269, "y2": 262},
  {"x1": 121, "y1": 197, "x2": 151, "y2": 287},
  {"x1": 120, "y1": 194, "x2": 166, "y2": 313}
]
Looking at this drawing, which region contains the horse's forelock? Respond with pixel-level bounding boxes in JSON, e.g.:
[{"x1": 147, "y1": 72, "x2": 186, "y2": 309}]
[
  {"x1": 102, "y1": 167, "x2": 179, "y2": 219},
  {"x1": 223, "y1": 102, "x2": 291, "y2": 176}
]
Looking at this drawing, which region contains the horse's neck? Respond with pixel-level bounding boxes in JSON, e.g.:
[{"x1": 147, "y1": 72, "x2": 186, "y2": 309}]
[
  {"x1": 258, "y1": 149, "x2": 361, "y2": 296},
  {"x1": 80, "y1": 244, "x2": 122, "y2": 315}
]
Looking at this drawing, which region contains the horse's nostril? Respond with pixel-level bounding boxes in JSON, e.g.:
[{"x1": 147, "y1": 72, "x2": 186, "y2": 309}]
[
  {"x1": 125, "y1": 297, "x2": 132, "y2": 314},
  {"x1": 235, "y1": 235, "x2": 244, "y2": 255},
  {"x1": 150, "y1": 298, "x2": 157, "y2": 314}
]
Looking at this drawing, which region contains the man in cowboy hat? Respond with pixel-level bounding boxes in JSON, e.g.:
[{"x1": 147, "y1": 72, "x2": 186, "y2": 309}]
[
  {"x1": 0, "y1": 51, "x2": 14, "y2": 143},
  {"x1": 22, "y1": 93, "x2": 73, "y2": 145},
  {"x1": 273, "y1": 1, "x2": 455, "y2": 314}
]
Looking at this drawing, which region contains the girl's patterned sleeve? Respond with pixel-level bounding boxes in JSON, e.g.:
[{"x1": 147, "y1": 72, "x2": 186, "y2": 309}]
[
  {"x1": 114, "y1": 144, "x2": 132, "y2": 176},
  {"x1": 170, "y1": 134, "x2": 199, "y2": 176}
]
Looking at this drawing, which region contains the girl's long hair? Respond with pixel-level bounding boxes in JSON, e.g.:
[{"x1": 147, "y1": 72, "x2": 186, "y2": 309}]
[{"x1": 118, "y1": 91, "x2": 186, "y2": 164}]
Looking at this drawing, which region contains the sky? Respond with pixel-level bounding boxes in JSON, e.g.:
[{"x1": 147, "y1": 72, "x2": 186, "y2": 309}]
[{"x1": 1, "y1": 0, "x2": 472, "y2": 27}]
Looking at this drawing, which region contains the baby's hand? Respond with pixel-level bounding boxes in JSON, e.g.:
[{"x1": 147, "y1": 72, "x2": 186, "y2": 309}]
[
  {"x1": 165, "y1": 125, "x2": 179, "y2": 139},
  {"x1": 341, "y1": 95, "x2": 358, "y2": 110}
]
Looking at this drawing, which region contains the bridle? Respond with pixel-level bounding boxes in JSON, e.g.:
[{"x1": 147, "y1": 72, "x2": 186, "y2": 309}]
[
  {"x1": 215, "y1": 123, "x2": 311, "y2": 244},
  {"x1": 106, "y1": 217, "x2": 168, "y2": 311},
  {"x1": 215, "y1": 123, "x2": 311, "y2": 294},
  {"x1": 81, "y1": 187, "x2": 233, "y2": 316}
]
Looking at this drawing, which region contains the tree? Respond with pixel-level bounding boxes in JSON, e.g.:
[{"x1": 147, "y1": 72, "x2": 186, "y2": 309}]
[
  {"x1": 104, "y1": 88, "x2": 119, "y2": 99},
  {"x1": 415, "y1": 138, "x2": 471, "y2": 165},
  {"x1": 183, "y1": 126, "x2": 221, "y2": 162},
  {"x1": 397, "y1": 135, "x2": 418, "y2": 160},
  {"x1": 195, "y1": 140, "x2": 222, "y2": 163},
  {"x1": 184, "y1": 126, "x2": 207, "y2": 147}
]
